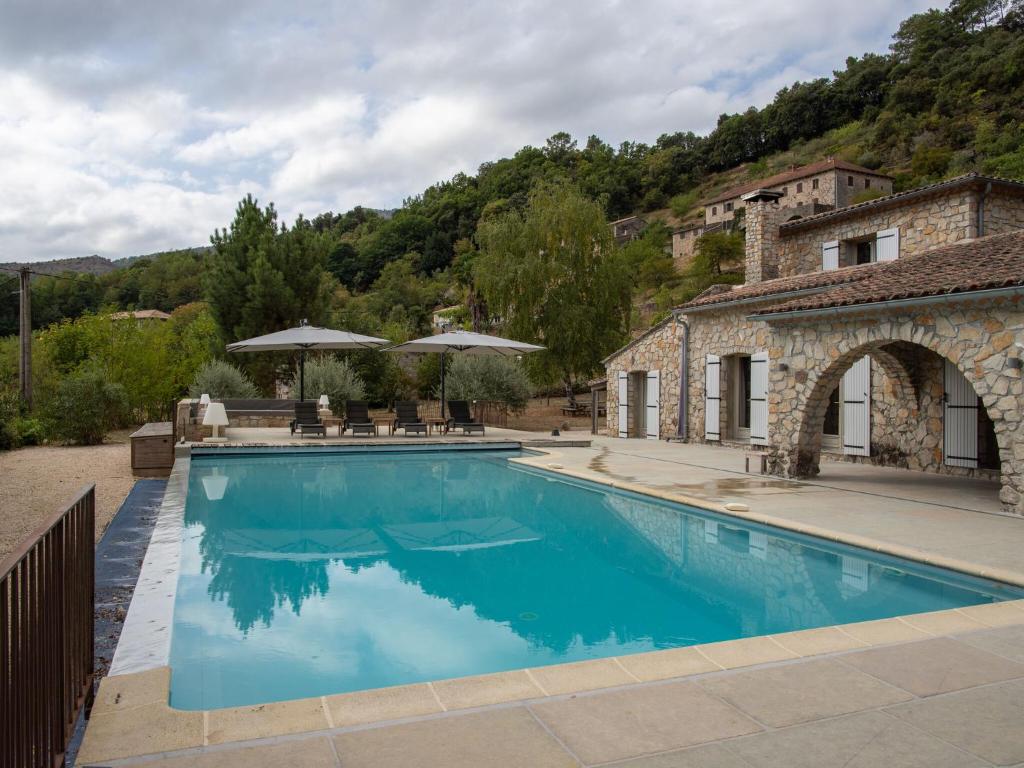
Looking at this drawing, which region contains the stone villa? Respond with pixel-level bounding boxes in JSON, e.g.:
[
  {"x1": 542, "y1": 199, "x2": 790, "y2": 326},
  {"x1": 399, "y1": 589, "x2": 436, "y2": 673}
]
[
  {"x1": 605, "y1": 173, "x2": 1024, "y2": 514},
  {"x1": 673, "y1": 158, "x2": 894, "y2": 268}
]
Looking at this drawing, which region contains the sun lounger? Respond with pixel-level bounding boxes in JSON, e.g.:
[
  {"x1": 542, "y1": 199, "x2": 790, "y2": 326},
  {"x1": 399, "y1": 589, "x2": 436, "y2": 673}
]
[
  {"x1": 344, "y1": 401, "x2": 375, "y2": 436},
  {"x1": 290, "y1": 401, "x2": 326, "y2": 438},
  {"x1": 447, "y1": 400, "x2": 485, "y2": 435},
  {"x1": 394, "y1": 400, "x2": 427, "y2": 436}
]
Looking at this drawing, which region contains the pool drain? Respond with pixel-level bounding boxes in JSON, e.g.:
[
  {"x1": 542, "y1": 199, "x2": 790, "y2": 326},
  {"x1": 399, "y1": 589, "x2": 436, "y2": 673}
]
[{"x1": 519, "y1": 611, "x2": 539, "y2": 621}]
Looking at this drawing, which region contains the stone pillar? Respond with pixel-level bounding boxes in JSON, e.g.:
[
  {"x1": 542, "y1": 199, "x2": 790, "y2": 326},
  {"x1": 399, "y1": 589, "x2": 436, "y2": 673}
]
[{"x1": 740, "y1": 190, "x2": 783, "y2": 284}]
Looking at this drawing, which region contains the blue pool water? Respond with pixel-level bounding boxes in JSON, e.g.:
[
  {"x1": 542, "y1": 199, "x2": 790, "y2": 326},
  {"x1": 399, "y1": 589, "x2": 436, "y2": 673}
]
[{"x1": 170, "y1": 449, "x2": 1021, "y2": 709}]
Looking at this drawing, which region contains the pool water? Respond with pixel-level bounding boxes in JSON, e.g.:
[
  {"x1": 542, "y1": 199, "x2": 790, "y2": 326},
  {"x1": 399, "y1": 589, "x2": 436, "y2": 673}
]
[{"x1": 170, "y1": 449, "x2": 1021, "y2": 709}]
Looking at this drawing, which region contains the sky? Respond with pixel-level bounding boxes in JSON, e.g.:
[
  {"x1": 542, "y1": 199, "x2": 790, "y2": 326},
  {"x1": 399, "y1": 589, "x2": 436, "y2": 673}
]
[{"x1": 0, "y1": 0, "x2": 934, "y2": 262}]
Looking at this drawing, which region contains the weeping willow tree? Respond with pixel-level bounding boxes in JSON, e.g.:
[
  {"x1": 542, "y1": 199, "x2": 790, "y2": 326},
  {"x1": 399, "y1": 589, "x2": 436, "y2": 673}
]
[{"x1": 474, "y1": 181, "x2": 632, "y2": 402}]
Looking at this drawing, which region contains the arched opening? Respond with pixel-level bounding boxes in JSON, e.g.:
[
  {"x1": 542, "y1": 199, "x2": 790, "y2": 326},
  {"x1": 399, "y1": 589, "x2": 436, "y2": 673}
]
[{"x1": 786, "y1": 339, "x2": 1009, "y2": 505}]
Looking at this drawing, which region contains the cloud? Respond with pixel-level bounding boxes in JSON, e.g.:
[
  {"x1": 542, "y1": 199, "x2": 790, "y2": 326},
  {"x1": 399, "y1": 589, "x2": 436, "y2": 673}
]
[{"x1": 0, "y1": 0, "x2": 933, "y2": 261}]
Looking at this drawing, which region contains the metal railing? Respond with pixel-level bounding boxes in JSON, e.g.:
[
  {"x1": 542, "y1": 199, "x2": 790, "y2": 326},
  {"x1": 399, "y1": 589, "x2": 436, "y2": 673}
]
[{"x1": 1, "y1": 485, "x2": 95, "y2": 768}]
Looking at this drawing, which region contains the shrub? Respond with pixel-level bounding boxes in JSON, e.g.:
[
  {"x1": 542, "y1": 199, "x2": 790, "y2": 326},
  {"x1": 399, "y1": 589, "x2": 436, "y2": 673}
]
[
  {"x1": 13, "y1": 417, "x2": 46, "y2": 446},
  {"x1": 189, "y1": 360, "x2": 259, "y2": 399},
  {"x1": 0, "y1": 389, "x2": 20, "y2": 451},
  {"x1": 443, "y1": 356, "x2": 532, "y2": 412},
  {"x1": 48, "y1": 369, "x2": 128, "y2": 445},
  {"x1": 289, "y1": 356, "x2": 365, "y2": 414}
]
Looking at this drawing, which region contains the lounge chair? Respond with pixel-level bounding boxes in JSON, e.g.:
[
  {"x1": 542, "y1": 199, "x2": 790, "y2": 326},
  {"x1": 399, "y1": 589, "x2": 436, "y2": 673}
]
[
  {"x1": 447, "y1": 400, "x2": 485, "y2": 435},
  {"x1": 344, "y1": 401, "x2": 376, "y2": 436},
  {"x1": 290, "y1": 401, "x2": 326, "y2": 438},
  {"x1": 394, "y1": 400, "x2": 427, "y2": 436}
]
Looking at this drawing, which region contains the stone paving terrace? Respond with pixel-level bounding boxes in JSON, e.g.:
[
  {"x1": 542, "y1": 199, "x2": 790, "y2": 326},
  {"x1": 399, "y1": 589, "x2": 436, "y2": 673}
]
[{"x1": 78, "y1": 437, "x2": 1024, "y2": 766}]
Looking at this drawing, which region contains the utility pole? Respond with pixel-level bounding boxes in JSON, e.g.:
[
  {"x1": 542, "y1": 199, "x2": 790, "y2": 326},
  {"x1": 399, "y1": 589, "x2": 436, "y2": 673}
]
[{"x1": 19, "y1": 266, "x2": 31, "y2": 409}]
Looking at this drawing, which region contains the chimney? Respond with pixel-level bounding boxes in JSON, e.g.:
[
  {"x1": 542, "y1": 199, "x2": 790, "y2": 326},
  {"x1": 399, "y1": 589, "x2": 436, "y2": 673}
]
[{"x1": 741, "y1": 189, "x2": 784, "y2": 284}]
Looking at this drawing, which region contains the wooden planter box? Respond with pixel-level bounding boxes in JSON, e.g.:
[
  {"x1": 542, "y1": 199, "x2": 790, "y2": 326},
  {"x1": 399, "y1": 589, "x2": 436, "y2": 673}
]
[{"x1": 130, "y1": 422, "x2": 174, "y2": 477}]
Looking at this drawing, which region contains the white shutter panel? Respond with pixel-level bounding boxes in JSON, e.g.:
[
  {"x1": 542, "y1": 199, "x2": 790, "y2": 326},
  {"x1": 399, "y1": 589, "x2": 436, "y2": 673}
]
[
  {"x1": 750, "y1": 351, "x2": 769, "y2": 446},
  {"x1": 875, "y1": 227, "x2": 899, "y2": 262},
  {"x1": 822, "y1": 240, "x2": 840, "y2": 271},
  {"x1": 617, "y1": 372, "x2": 629, "y2": 438},
  {"x1": 704, "y1": 355, "x2": 721, "y2": 441},
  {"x1": 841, "y1": 356, "x2": 871, "y2": 457},
  {"x1": 645, "y1": 370, "x2": 660, "y2": 440},
  {"x1": 943, "y1": 359, "x2": 978, "y2": 468}
]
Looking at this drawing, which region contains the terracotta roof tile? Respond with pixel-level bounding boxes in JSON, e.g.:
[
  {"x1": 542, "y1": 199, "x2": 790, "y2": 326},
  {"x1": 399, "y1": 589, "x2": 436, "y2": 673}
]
[
  {"x1": 677, "y1": 267, "x2": 875, "y2": 311},
  {"x1": 754, "y1": 230, "x2": 1024, "y2": 316},
  {"x1": 706, "y1": 158, "x2": 891, "y2": 206}
]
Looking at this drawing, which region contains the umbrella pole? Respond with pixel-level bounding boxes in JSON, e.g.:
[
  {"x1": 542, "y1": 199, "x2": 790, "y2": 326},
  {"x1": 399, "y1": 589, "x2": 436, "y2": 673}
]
[
  {"x1": 440, "y1": 351, "x2": 446, "y2": 420},
  {"x1": 300, "y1": 349, "x2": 306, "y2": 401}
]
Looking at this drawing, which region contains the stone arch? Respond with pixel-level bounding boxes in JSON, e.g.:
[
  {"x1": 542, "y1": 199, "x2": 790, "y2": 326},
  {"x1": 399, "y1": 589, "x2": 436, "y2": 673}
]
[{"x1": 775, "y1": 320, "x2": 1021, "y2": 513}]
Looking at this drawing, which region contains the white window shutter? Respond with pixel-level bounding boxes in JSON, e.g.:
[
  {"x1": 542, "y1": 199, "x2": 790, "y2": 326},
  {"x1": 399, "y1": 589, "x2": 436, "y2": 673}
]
[
  {"x1": 617, "y1": 372, "x2": 629, "y2": 438},
  {"x1": 876, "y1": 227, "x2": 899, "y2": 262},
  {"x1": 645, "y1": 370, "x2": 660, "y2": 440},
  {"x1": 841, "y1": 356, "x2": 871, "y2": 457},
  {"x1": 750, "y1": 351, "x2": 769, "y2": 446},
  {"x1": 704, "y1": 355, "x2": 721, "y2": 441},
  {"x1": 822, "y1": 240, "x2": 840, "y2": 271},
  {"x1": 943, "y1": 359, "x2": 978, "y2": 468}
]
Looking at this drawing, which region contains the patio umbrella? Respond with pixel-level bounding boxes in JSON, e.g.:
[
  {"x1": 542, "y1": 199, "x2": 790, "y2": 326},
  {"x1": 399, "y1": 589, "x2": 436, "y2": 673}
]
[
  {"x1": 226, "y1": 321, "x2": 390, "y2": 401},
  {"x1": 385, "y1": 329, "x2": 544, "y2": 419}
]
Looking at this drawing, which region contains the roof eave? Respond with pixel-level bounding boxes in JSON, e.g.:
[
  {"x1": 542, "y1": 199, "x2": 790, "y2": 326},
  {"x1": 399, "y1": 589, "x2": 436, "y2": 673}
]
[{"x1": 749, "y1": 285, "x2": 1024, "y2": 321}]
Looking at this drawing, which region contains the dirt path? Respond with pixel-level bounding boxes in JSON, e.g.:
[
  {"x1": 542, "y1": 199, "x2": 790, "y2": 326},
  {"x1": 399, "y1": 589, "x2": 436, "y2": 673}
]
[{"x1": 0, "y1": 430, "x2": 137, "y2": 562}]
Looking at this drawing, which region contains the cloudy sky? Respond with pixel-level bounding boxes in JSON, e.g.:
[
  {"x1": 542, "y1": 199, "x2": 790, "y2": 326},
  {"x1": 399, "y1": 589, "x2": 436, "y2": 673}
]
[{"x1": 1, "y1": 0, "x2": 932, "y2": 262}]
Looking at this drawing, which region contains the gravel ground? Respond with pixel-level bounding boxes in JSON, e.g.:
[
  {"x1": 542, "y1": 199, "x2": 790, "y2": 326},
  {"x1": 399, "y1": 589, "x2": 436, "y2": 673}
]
[
  {"x1": 0, "y1": 429, "x2": 137, "y2": 562},
  {"x1": 506, "y1": 397, "x2": 595, "y2": 433}
]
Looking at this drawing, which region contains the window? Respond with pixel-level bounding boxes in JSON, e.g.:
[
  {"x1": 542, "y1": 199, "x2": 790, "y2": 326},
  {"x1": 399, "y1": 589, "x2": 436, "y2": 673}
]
[
  {"x1": 781, "y1": 186, "x2": 788, "y2": 196},
  {"x1": 848, "y1": 175, "x2": 854, "y2": 186},
  {"x1": 712, "y1": 206, "x2": 717, "y2": 216},
  {"x1": 856, "y1": 241, "x2": 873, "y2": 265},
  {"x1": 725, "y1": 201, "x2": 733, "y2": 212},
  {"x1": 812, "y1": 178, "x2": 819, "y2": 190},
  {"x1": 865, "y1": 178, "x2": 870, "y2": 189},
  {"x1": 796, "y1": 182, "x2": 803, "y2": 193}
]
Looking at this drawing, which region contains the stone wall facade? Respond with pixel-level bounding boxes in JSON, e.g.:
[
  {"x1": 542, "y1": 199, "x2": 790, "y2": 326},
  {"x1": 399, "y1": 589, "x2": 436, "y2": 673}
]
[
  {"x1": 672, "y1": 226, "x2": 703, "y2": 271},
  {"x1": 705, "y1": 169, "x2": 893, "y2": 226},
  {"x1": 775, "y1": 186, "x2": 1024, "y2": 276},
  {"x1": 605, "y1": 295, "x2": 1024, "y2": 514},
  {"x1": 605, "y1": 319, "x2": 684, "y2": 439},
  {"x1": 765, "y1": 297, "x2": 1024, "y2": 513}
]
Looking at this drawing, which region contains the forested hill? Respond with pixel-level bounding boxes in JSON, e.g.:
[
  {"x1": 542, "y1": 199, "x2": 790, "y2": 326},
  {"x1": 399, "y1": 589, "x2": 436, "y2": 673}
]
[{"x1": 3, "y1": 0, "x2": 1023, "y2": 337}]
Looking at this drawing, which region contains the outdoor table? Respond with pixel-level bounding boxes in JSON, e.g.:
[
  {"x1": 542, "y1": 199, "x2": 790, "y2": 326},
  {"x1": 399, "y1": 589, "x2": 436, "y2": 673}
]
[
  {"x1": 426, "y1": 417, "x2": 448, "y2": 435},
  {"x1": 322, "y1": 416, "x2": 343, "y2": 436},
  {"x1": 372, "y1": 417, "x2": 393, "y2": 436}
]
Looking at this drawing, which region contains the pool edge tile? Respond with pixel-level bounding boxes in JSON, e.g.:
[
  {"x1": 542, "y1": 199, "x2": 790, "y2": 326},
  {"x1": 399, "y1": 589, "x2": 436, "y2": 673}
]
[
  {"x1": 695, "y1": 636, "x2": 799, "y2": 670},
  {"x1": 955, "y1": 600, "x2": 1024, "y2": 628},
  {"x1": 527, "y1": 658, "x2": 635, "y2": 696},
  {"x1": 432, "y1": 670, "x2": 544, "y2": 710},
  {"x1": 770, "y1": 626, "x2": 870, "y2": 657},
  {"x1": 77, "y1": 701, "x2": 203, "y2": 765},
  {"x1": 205, "y1": 695, "x2": 331, "y2": 745},
  {"x1": 901, "y1": 607, "x2": 990, "y2": 635},
  {"x1": 616, "y1": 646, "x2": 722, "y2": 682},
  {"x1": 90, "y1": 666, "x2": 171, "y2": 717},
  {"x1": 324, "y1": 683, "x2": 444, "y2": 728}
]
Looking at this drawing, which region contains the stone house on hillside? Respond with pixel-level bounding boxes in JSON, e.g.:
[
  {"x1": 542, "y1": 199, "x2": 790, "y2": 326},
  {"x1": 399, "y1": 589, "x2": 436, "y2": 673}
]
[
  {"x1": 611, "y1": 215, "x2": 647, "y2": 245},
  {"x1": 605, "y1": 173, "x2": 1024, "y2": 514},
  {"x1": 672, "y1": 158, "x2": 894, "y2": 269}
]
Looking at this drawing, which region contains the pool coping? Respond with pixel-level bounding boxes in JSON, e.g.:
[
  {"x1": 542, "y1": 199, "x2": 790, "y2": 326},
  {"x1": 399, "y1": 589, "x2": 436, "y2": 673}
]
[{"x1": 80, "y1": 442, "x2": 1024, "y2": 765}]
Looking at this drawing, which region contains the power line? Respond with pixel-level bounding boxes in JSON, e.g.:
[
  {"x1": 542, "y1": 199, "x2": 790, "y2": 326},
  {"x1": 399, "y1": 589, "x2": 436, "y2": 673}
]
[{"x1": 0, "y1": 265, "x2": 94, "y2": 282}]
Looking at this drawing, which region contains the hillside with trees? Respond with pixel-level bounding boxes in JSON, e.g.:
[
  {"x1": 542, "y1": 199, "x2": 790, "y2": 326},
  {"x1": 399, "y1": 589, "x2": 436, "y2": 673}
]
[{"x1": 2, "y1": 0, "x2": 1022, "y2": 432}]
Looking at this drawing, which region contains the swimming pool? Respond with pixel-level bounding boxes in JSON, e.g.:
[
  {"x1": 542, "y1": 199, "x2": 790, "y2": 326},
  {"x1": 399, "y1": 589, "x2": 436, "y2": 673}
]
[{"x1": 170, "y1": 448, "x2": 1022, "y2": 710}]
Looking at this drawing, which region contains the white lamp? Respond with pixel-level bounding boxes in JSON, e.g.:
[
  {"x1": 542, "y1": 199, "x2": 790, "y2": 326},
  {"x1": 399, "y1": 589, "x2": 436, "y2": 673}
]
[
  {"x1": 318, "y1": 394, "x2": 330, "y2": 417},
  {"x1": 199, "y1": 393, "x2": 211, "y2": 405},
  {"x1": 202, "y1": 402, "x2": 229, "y2": 443}
]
